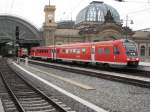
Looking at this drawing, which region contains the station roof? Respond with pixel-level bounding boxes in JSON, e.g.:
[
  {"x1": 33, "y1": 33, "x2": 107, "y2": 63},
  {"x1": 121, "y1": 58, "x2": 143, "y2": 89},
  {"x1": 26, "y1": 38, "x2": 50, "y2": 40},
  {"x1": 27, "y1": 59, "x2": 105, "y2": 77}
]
[{"x1": 0, "y1": 14, "x2": 42, "y2": 44}]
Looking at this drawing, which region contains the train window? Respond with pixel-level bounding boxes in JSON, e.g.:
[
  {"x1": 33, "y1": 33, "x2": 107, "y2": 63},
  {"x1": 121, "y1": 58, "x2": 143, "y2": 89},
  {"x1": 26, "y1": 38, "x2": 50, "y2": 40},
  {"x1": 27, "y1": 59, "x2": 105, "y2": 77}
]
[
  {"x1": 82, "y1": 48, "x2": 86, "y2": 54},
  {"x1": 70, "y1": 49, "x2": 73, "y2": 53},
  {"x1": 72, "y1": 49, "x2": 74, "y2": 53},
  {"x1": 57, "y1": 49, "x2": 59, "y2": 53},
  {"x1": 98, "y1": 48, "x2": 102, "y2": 54},
  {"x1": 140, "y1": 45, "x2": 145, "y2": 56},
  {"x1": 68, "y1": 49, "x2": 71, "y2": 53},
  {"x1": 62, "y1": 49, "x2": 65, "y2": 53},
  {"x1": 104, "y1": 48, "x2": 109, "y2": 54},
  {"x1": 73, "y1": 49, "x2": 76, "y2": 53},
  {"x1": 113, "y1": 47, "x2": 120, "y2": 54},
  {"x1": 76, "y1": 49, "x2": 80, "y2": 54},
  {"x1": 66, "y1": 49, "x2": 69, "y2": 54},
  {"x1": 51, "y1": 49, "x2": 56, "y2": 53},
  {"x1": 51, "y1": 49, "x2": 53, "y2": 53}
]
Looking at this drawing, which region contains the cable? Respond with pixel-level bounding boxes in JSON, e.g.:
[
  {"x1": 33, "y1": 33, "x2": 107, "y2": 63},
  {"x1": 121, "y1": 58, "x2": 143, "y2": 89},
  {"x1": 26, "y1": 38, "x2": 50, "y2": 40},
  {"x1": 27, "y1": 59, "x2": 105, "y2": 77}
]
[
  {"x1": 10, "y1": 0, "x2": 15, "y2": 13},
  {"x1": 128, "y1": 8, "x2": 150, "y2": 15},
  {"x1": 115, "y1": 0, "x2": 150, "y2": 4}
]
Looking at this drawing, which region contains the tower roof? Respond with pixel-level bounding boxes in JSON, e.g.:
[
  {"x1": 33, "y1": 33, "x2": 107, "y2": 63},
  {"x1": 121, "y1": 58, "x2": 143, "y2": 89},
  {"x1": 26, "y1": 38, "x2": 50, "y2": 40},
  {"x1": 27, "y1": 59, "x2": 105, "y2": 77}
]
[{"x1": 76, "y1": 1, "x2": 120, "y2": 25}]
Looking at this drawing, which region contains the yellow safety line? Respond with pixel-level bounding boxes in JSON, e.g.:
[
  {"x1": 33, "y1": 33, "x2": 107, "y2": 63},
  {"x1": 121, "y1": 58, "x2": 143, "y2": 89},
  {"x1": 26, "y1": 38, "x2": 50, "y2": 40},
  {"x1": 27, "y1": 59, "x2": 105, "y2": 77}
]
[{"x1": 27, "y1": 66, "x2": 95, "y2": 90}]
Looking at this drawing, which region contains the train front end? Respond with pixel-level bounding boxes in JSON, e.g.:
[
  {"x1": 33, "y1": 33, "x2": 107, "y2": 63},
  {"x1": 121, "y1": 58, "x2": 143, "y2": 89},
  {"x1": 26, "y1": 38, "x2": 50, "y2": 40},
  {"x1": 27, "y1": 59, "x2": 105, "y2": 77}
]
[{"x1": 123, "y1": 39, "x2": 139, "y2": 67}]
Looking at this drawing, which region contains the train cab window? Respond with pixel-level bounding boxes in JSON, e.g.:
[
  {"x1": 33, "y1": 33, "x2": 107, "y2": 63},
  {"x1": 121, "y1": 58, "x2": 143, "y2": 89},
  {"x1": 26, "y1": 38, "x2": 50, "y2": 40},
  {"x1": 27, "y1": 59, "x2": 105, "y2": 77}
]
[
  {"x1": 82, "y1": 48, "x2": 86, "y2": 54},
  {"x1": 104, "y1": 48, "x2": 109, "y2": 54},
  {"x1": 98, "y1": 48, "x2": 102, "y2": 54},
  {"x1": 140, "y1": 45, "x2": 145, "y2": 56},
  {"x1": 113, "y1": 47, "x2": 120, "y2": 54}
]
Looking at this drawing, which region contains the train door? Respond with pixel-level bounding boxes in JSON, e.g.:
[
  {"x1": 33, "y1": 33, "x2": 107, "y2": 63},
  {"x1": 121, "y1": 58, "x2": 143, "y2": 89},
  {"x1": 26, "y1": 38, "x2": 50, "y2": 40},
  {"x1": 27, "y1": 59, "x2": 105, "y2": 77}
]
[
  {"x1": 51, "y1": 48, "x2": 56, "y2": 60},
  {"x1": 113, "y1": 46, "x2": 120, "y2": 62},
  {"x1": 91, "y1": 45, "x2": 95, "y2": 62},
  {"x1": 33, "y1": 50, "x2": 35, "y2": 57}
]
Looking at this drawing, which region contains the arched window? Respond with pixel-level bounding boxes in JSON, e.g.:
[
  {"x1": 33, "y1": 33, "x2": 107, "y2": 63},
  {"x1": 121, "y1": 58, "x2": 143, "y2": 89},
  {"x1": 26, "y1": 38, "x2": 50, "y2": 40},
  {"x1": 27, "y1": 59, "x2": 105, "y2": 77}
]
[{"x1": 140, "y1": 45, "x2": 145, "y2": 56}]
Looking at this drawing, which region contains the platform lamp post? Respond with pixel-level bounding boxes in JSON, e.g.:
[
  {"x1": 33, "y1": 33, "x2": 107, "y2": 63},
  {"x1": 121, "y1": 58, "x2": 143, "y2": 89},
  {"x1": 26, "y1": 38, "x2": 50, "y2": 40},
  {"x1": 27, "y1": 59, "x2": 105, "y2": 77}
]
[
  {"x1": 121, "y1": 15, "x2": 134, "y2": 39},
  {"x1": 15, "y1": 26, "x2": 20, "y2": 58}
]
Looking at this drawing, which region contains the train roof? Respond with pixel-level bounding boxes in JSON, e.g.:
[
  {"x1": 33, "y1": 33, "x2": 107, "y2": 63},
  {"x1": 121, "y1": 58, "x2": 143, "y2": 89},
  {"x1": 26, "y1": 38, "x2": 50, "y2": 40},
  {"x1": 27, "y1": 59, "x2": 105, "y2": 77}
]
[
  {"x1": 50, "y1": 39, "x2": 124, "y2": 47},
  {"x1": 31, "y1": 39, "x2": 135, "y2": 49}
]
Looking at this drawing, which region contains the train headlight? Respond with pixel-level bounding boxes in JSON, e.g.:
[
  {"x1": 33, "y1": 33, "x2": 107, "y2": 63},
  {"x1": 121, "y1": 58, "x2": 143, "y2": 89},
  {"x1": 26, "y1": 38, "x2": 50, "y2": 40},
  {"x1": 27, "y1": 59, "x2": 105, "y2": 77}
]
[
  {"x1": 136, "y1": 58, "x2": 139, "y2": 61},
  {"x1": 127, "y1": 58, "x2": 130, "y2": 61}
]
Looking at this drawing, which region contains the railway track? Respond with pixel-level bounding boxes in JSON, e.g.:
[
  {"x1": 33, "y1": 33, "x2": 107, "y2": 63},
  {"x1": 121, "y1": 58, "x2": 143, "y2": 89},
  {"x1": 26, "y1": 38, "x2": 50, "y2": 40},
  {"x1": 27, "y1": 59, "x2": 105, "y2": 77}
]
[
  {"x1": 19, "y1": 58, "x2": 150, "y2": 78},
  {"x1": 20, "y1": 58, "x2": 150, "y2": 89},
  {"x1": 0, "y1": 59, "x2": 75, "y2": 112}
]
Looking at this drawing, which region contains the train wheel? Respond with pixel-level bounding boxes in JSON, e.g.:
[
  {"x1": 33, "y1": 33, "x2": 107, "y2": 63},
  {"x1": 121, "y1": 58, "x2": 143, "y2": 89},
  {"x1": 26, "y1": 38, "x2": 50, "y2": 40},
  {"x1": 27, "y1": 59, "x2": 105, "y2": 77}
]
[
  {"x1": 83, "y1": 62, "x2": 89, "y2": 67},
  {"x1": 103, "y1": 63, "x2": 110, "y2": 68}
]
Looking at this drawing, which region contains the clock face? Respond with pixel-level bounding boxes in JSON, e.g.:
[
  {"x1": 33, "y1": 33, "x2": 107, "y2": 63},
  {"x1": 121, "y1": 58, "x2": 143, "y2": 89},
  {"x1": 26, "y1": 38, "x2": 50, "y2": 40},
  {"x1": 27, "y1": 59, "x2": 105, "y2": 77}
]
[{"x1": 48, "y1": 14, "x2": 53, "y2": 20}]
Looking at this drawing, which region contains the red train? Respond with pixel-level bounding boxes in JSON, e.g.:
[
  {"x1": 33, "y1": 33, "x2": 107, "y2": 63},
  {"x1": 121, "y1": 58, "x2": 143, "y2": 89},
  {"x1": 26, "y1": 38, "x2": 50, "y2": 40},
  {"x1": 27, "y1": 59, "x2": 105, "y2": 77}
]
[
  {"x1": 27, "y1": 39, "x2": 139, "y2": 67},
  {"x1": 18, "y1": 48, "x2": 28, "y2": 58}
]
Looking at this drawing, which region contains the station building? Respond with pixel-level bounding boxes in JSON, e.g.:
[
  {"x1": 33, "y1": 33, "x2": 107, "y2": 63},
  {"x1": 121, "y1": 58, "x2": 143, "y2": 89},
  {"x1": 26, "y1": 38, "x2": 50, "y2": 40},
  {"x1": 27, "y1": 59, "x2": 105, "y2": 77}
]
[
  {"x1": 0, "y1": 1, "x2": 149, "y2": 61},
  {"x1": 43, "y1": 1, "x2": 150, "y2": 61}
]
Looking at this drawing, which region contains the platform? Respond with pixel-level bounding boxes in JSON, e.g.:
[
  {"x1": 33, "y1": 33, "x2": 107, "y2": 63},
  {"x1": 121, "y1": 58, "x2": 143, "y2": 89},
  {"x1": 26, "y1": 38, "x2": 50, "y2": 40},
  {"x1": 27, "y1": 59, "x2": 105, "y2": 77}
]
[
  {"x1": 10, "y1": 60, "x2": 150, "y2": 112},
  {"x1": 0, "y1": 99, "x2": 4, "y2": 112}
]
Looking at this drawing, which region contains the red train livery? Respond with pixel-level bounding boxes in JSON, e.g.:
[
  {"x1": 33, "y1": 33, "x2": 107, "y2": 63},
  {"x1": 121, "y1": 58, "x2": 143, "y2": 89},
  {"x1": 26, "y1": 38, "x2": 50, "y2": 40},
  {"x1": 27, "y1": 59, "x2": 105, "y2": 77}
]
[
  {"x1": 18, "y1": 48, "x2": 28, "y2": 58},
  {"x1": 28, "y1": 39, "x2": 139, "y2": 67}
]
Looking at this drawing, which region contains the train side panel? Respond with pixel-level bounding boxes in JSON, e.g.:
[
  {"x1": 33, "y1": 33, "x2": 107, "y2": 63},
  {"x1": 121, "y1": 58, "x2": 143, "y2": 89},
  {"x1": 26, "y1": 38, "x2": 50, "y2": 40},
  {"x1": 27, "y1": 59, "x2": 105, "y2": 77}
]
[
  {"x1": 30, "y1": 47, "x2": 52, "y2": 59},
  {"x1": 28, "y1": 39, "x2": 139, "y2": 67},
  {"x1": 56, "y1": 44, "x2": 92, "y2": 62}
]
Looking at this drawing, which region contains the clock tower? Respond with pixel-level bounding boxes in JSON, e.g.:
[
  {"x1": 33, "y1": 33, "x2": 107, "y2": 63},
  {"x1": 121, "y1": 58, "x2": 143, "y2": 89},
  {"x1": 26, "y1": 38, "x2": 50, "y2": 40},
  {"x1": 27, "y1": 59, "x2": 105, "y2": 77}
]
[{"x1": 43, "y1": 4, "x2": 57, "y2": 46}]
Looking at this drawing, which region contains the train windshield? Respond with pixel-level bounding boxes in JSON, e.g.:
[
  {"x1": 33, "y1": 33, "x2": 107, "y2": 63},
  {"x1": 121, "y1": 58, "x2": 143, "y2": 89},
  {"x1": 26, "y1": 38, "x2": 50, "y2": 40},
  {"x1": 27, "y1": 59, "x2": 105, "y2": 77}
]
[{"x1": 123, "y1": 40, "x2": 138, "y2": 56}]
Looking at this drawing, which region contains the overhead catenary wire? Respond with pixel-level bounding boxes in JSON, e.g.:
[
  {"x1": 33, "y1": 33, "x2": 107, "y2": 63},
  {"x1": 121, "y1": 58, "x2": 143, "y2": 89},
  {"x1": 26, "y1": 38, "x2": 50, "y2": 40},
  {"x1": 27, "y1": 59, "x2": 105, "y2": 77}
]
[{"x1": 115, "y1": 0, "x2": 150, "y2": 4}]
